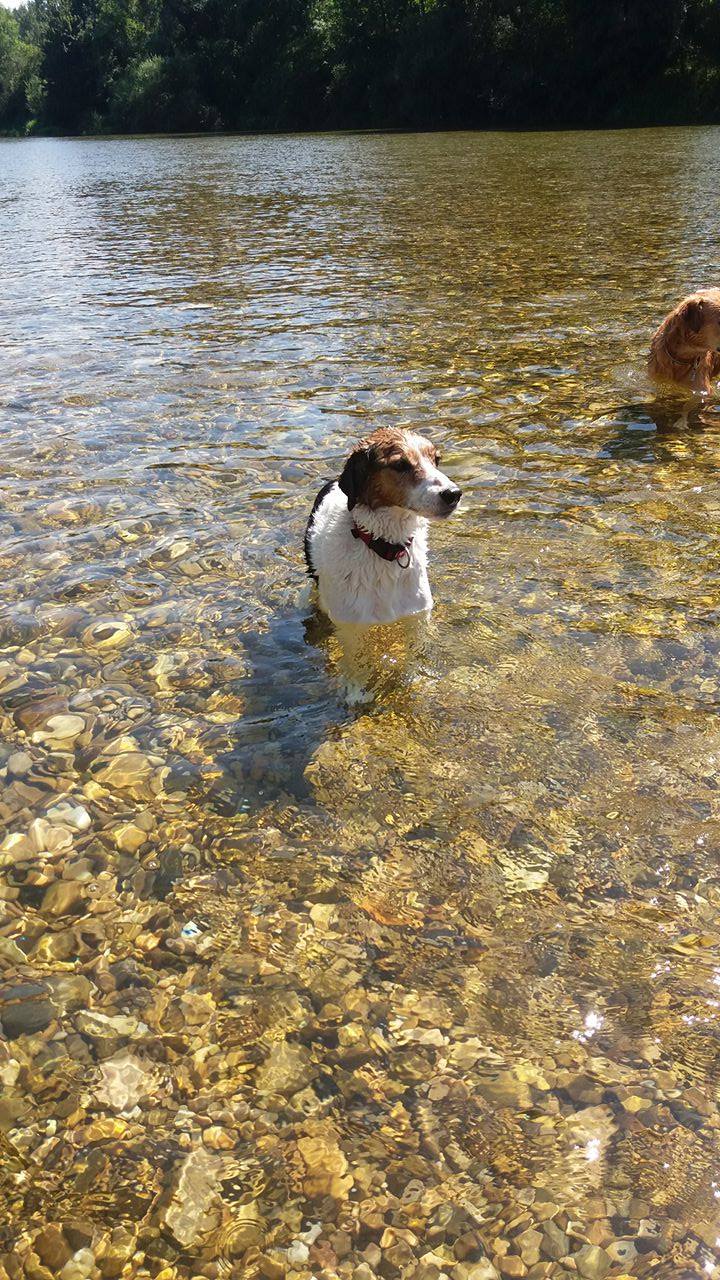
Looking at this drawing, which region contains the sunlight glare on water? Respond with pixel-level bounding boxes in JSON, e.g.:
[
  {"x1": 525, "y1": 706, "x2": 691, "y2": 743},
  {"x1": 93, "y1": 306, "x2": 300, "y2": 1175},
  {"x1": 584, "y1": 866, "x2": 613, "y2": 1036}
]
[{"x1": 2, "y1": 130, "x2": 720, "y2": 1277}]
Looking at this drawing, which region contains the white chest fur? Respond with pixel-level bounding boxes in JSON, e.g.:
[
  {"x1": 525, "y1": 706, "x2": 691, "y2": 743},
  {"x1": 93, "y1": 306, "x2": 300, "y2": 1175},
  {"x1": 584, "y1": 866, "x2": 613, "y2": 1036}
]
[{"x1": 307, "y1": 485, "x2": 432, "y2": 625}]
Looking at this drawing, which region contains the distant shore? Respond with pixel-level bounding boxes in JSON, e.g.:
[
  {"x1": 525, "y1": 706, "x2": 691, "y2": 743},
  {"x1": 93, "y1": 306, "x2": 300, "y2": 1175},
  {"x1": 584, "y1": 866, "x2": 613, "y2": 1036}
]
[
  {"x1": 3, "y1": 115, "x2": 720, "y2": 142},
  {"x1": 2, "y1": 0, "x2": 720, "y2": 139}
]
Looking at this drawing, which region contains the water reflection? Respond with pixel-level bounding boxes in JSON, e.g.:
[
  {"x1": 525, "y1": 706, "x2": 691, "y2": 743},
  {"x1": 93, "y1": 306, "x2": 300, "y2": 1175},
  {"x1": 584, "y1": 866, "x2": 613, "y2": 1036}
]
[
  {"x1": 1, "y1": 130, "x2": 720, "y2": 1277},
  {"x1": 599, "y1": 399, "x2": 720, "y2": 462}
]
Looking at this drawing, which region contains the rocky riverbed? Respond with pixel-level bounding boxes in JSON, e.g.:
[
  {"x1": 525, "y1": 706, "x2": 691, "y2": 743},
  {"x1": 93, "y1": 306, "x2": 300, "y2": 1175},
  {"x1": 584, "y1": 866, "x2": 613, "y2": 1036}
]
[{"x1": 2, "y1": 625, "x2": 720, "y2": 1280}]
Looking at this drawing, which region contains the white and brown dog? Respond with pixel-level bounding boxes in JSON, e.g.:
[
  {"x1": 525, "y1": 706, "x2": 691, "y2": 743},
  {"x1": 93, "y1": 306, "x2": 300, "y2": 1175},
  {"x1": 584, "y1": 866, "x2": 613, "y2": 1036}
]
[{"x1": 304, "y1": 427, "x2": 461, "y2": 627}]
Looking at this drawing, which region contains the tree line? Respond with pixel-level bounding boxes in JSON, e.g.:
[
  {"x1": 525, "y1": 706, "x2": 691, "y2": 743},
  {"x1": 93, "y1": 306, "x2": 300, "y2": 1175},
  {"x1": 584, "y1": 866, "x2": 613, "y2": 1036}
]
[{"x1": 2, "y1": 0, "x2": 720, "y2": 136}]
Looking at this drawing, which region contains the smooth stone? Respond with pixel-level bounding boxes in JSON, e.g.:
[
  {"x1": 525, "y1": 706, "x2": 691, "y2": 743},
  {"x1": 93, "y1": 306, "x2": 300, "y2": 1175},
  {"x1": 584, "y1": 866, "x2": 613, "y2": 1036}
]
[
  {"x1": 29, "y1": 818, "x2": 74, "y2": 853},
  {"x1": 76, "y1": 1010, "x2": 138, "y2": 1044},
  {"x1": 15, "y1": 697, "x2": 68, "y2": 733},
  {"x1": 574, "y1": 1246, "x2": 611, "y2": 1280},
  {"x1": 95, "y1": 753, "x2": 152, "y2": 788},
  {"x1": 331, "y1": 1230, "x2": 353, "y2": 1260},
  {"x1": 42, "y1": 881, "x2": 84, "y2": 916},
  {"x1": 114, "y1": 822, "x2": 146, "y2": 853},
  {"x1": 45, "y1": 801, "x2": 92, "y2": 831},
  {"x1": 254, "y1": 1041, "x2": 314, "y2": 1096},
  {"x1": 203, "y1": 1125, "x2": 234, "y2": 1150},
  {"x1": 62, "y1": 857, "x2": 94, "y2": 882},
  {"x1": 606, "y1": 1241, "x2": 637, "y2": 1267},
  {"x1": 34, "y1": 1226, "x2": 72, "y2": 1272},
  {"x1": 541, "y1": 1223, "x2": 569, "y2": 1260},
  {"x1": 0, "y1": 982, "x2": 54, "y2": 1038},
  {"x1": 637, "y1": 1219, "x2": 662, "y2": 1238},
  {"x1": 59, "y1": 1249, "x2": 95, "y2": 1280},
  {"x1": 82, "y1": 620, "x2": 134, "y2": 649},
  {"x1": 476, "y1": 1070, "x2": 532, "y2": 1111},
  {"x1": 97, "y1": 1228, "x2": 135, "y2": 1277},
  {"x1": 48, "y1": 975, "x2": 93, "y2": 1013},
  {"x1": 0, "y1": 936, "x2": 27, "y2": 964},
  {"x1": 516, "y1": 1229, "x2": 543, "y2": 1265},
  {"x1": 62, "y1": 1222, "x2": 95, "y2": 1252},
  {"x1": 40, "y1": 714, "x2": 85, "y2": 741},
  {"x1": 454, "y1": 1232, "x2": 485, "y2": 1262},
  {"x1": 257, "y1": 1256, "x2": 285, "y2": 1280},
  {"x1": 566, "y1": 1074, "x2": 604, "y2": 1105},
  {"x1": 412, "y1": 1266, "x2": 441, "y2": 1280},
  {"x1": 96, "y1": 1052, "x2": 151, "y2": 1112},
  {"x1": 0, "y1": 832, "x2": 34, "y2": 864},
  {"x1": 25, "y1": 1258, "x2": 57, "y2": 1280},
  {"x1": 162, "y1": 1148, "x2": 223, "y2": 1247},
  {"x1": 533, "y1": 1202, "x2": 560, "y2": 1223},
  {"x1": 287, "y1": 1242, "x2": 310, "y2": 1266},
  {"x1": 7, "y1": 751, "x2": 32, "y2": 777}
]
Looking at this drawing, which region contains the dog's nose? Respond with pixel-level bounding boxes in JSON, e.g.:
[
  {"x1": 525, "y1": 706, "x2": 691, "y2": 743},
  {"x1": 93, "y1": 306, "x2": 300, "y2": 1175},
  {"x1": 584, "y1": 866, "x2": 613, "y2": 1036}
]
[{"x1": 441, "y1": 486, "x2": 462, "y2": 507}]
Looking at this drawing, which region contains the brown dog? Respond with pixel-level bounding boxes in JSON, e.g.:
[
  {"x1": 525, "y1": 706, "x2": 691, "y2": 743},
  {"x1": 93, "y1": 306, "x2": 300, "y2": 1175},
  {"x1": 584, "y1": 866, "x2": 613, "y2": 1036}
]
[{"x1": 648, "y1": 290, "x2": 720, "y2": 394}]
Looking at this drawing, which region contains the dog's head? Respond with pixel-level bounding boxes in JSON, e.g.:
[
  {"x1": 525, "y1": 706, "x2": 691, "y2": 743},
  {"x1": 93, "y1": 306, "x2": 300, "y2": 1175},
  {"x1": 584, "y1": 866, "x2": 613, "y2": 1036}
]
[
  {"x1": 677, "y1": 290, "x2": 720, "y2": 353},
  {"x1": 338, "y1": 427, "x2": 461, "y2": 518}
]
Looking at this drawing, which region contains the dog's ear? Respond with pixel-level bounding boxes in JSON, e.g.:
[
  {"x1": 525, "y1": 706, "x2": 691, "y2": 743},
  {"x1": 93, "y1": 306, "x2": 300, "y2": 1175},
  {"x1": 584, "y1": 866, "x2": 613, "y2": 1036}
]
[
  {"x1": 338, "y1": 444, "x2": 373, "y2": 511},
  {"x1": 683, "y1": 298, "x2": 705, "y2": 333}
]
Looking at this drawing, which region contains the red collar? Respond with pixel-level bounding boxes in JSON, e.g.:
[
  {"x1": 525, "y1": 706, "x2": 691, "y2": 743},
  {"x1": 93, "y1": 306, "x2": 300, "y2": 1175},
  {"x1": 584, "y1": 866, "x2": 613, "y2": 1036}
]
[{"x1": 351, "y1": 522, "x2": 413, "y2": 568}]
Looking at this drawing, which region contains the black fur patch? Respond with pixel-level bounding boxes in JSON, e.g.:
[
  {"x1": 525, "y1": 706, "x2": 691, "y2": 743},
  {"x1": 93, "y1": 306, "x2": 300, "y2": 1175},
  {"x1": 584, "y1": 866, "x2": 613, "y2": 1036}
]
[{"x1": 303, "y1": 480, "x2": 336, "y2": 580}]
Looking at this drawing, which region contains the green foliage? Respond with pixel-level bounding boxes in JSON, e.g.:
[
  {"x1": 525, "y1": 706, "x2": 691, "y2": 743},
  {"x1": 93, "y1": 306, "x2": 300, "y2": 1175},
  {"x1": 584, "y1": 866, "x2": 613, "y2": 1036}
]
[
  {"x1": 108, "y1": 53, "x2": 214, "y2": 130},
  {"x1": 2, "y1": 0, "x2": 720, "y2": 134},
  {"x1": 0, "y1": 5, "x2": 38, "y2": 129},
  {"x1": 35, "y1": 0, "x2": 143, "y2": 130}
]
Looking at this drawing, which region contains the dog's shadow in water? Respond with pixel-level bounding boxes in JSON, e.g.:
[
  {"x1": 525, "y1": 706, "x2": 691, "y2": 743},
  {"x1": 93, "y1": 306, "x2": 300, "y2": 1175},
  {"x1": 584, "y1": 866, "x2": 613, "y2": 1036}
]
[
  {"x1": 202, "y1": 599, "x2": 373, "y2": 817},
  {"x1": 598, "y1": 398, "x2": 719, "y2": 463}
]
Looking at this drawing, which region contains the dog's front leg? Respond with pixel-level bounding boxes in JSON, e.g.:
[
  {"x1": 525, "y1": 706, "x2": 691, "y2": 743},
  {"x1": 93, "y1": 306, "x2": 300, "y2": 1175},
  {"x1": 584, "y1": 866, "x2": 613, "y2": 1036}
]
[
  {"x1": 334, "y1": 621, "x2": 374, "y2": 706},
  {"x1": 401, "y1": 609, "x2": 432, "y2": 655},
  {"x1": 392, "y1": 609, "x2": 432, "y2": 689}
]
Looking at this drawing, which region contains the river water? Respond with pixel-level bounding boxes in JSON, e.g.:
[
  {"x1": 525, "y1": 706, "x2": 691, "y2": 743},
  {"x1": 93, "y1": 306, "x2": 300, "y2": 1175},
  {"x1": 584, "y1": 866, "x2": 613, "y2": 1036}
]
[{"x1": 1, "y1": 130, "x2": 720, "y2": 1278}]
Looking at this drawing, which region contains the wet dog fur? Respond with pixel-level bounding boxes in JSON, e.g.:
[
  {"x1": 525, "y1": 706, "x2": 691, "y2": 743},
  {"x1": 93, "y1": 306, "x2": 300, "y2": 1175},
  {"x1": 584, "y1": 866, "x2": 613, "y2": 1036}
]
[
  {"x1": 648, "y1": 290, "x2": 720, "y2": 394},
  {"x1": 304, "y1": 427, "x2": 461, "y2": 628}
]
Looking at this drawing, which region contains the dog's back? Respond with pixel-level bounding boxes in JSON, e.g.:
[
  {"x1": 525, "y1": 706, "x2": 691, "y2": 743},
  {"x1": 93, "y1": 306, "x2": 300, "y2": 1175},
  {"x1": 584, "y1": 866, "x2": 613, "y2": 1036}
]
[{"x1": 304, "y1": 480, "x2": 335, "y2": 580}]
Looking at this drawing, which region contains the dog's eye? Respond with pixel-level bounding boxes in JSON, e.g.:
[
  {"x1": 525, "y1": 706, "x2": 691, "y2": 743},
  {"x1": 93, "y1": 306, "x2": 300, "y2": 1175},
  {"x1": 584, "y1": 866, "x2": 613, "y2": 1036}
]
[{"x1": 390, "y1": 459, "x2": 412, "y2": 473}]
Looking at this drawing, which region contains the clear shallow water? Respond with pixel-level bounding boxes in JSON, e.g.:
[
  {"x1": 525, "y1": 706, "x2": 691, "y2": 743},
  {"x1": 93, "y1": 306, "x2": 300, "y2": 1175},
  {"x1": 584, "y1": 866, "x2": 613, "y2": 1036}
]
[{"x1": 2, "y1": 131, "x2": 720, "y2": 1278}]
